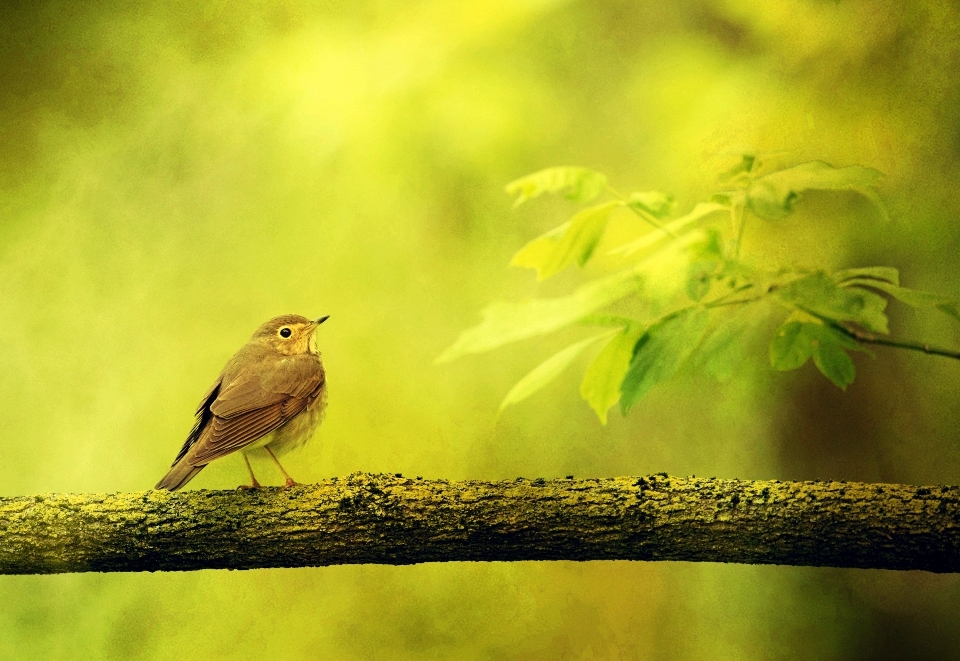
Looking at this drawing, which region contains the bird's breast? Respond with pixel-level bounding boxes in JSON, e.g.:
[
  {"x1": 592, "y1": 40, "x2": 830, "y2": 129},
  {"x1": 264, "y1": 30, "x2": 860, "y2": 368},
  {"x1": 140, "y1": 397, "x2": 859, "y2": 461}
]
[{"x1": 264, "y1": 385, "x2": 328, "y2": 456}]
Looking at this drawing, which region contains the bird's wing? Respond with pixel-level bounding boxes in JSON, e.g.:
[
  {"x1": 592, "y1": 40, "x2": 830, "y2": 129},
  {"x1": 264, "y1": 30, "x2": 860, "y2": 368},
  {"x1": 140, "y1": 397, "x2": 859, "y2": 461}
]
[
  {"x1": 169, "y1": 376, "x2": 223, "y2": 466},
  {"x1": 187, "y1": 356, "x2": 324, "y2": 465}
]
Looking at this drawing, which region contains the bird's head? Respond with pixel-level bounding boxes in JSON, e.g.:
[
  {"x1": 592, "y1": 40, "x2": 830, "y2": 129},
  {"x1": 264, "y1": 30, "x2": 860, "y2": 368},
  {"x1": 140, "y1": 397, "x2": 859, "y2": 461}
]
[{"x1": 253, "y1": 314, "x2": 329, "y2": 356}]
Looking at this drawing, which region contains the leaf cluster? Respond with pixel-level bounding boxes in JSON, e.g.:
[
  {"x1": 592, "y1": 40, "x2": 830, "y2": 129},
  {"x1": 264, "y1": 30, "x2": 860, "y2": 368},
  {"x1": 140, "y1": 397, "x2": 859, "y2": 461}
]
[{"x1": 439, "y1": 160, "x2": 960, "y2": 423}]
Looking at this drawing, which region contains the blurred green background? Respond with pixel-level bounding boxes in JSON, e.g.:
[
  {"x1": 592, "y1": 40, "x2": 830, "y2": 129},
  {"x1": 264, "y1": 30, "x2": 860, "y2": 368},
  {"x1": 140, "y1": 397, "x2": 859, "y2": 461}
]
[{"x1": 2, "y1": 0, "x2": 960, "y2": 658}]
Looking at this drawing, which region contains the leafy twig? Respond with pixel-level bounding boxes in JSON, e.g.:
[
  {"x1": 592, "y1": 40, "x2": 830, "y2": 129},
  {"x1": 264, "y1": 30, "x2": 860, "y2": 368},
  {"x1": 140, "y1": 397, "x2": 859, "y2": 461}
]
[{"x1": 446, "y1": 161, "x2": 960, "y2": 420}]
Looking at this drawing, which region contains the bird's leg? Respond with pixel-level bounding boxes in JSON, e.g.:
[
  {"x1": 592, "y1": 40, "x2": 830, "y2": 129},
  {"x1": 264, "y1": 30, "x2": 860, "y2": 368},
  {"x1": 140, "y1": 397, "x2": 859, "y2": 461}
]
[
  {"x1": 264, "y1": 446, "x2": 299, "y2": 489},
  {"x1": 237, "y1": 453, "x2": 262, "y2": 490}
]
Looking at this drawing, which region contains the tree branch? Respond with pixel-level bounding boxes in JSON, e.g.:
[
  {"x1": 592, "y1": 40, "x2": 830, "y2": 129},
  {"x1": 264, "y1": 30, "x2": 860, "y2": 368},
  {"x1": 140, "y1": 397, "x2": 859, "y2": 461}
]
[{"x1": 1, "y1": 473, "x2": 957, "y2": 575}]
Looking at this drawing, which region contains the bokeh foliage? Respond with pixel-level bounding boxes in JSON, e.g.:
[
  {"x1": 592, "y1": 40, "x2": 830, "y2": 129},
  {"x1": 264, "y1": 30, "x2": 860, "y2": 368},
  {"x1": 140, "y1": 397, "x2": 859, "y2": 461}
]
[{"x1": 2, "y1": 0, "x2": 960, "y2": 659}]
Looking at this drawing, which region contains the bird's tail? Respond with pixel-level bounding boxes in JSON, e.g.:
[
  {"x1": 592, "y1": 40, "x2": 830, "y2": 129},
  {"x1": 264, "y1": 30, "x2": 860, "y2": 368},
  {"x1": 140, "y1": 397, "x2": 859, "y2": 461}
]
[{"x1": 155, "y1": 458, "x2": 206, "y2": 491}]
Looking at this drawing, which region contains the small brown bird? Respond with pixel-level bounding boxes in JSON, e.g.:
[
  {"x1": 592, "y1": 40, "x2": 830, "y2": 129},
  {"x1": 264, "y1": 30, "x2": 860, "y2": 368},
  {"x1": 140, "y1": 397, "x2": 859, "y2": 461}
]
[{"x1": 155, "y1": 314, "x2": 329, "y2": 491}]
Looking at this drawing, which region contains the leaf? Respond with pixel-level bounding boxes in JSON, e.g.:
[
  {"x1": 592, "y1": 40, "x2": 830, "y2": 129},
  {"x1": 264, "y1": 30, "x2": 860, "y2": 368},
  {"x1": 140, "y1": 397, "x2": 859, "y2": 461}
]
[
  {"x1": 769, "y1": 320, "x2": 865, "y2": 389},
  {"x1": 838, "y1": 279, "x2": 960, "y2": 321},
  {"x1": 689, "y1": 228, "x2": 725, "y2": 261},
  {"x1": 565, "y1": 203, "x2": 620, "y2": 268},
  {"x1": 499, "y1": 332, "x2": 615, "y2": 412},
  {"x1": 718, "y1": 154, "x2": 757, "y2": 184},
  {"x1": 578, "y1": 313, "x2": 639, "y2": 327},
  {"x1": 841, "y1": 280, "x2": 946, "y2": 307},
  {"x1": 812, "y1": 340, "x2": 856, "y2": 390},
  {"x1": 627, "y1": 191, "x2": 675, "y2": 219},
  {"x1": 580, "y1": 323, "x2": 644, "y2": 424},
  {"x1": 832, "y1": 266, "x2": 900, "y2": 286},
  {"x1": 746, "y1": 161, "x2": 887, "y2": 221},
  {"x1": 775, "y1": 271, "x2": 889, "y2": 333},
  {"x1": 685, "y1": 231, "x2": 724, "y2": 302},
  {"x1": 511, "y1": 201, "x2": 621, "y2": 280},
  {"x1": 506, "y1": 167, "x2": 608, "y2": 207},
  {"x1": 436, "y1": 265, "x2": 646, "y2": 363},
  {"x1": 937, "y1": 301, "x2": 960, "y2": 322},
  {"x1": 611, "y1": 202, "x2": 727, "y2": 257},
  {"x1": 510, "y1": 223, "x2": 568, "y2": 274},
  {"x1": 769, "y1": 321, "x2": 815, "y2": 371},
  {"x1": 686, "y1": 262, "x2": 715, "y2": 302},
  {"x1": 440, "y1": 230, "x2": 707, "y2": 363},
  {"x1": 691, "y1": 301, "x2": 769, "y2": 381},
  {"x1": 620, "y1": 307, "x2": 710, "y2": 413}
]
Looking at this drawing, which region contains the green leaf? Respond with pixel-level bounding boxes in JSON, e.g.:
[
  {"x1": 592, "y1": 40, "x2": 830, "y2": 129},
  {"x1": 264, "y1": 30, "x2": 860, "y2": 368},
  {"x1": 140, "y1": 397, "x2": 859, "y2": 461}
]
[
  {"x1": 812, "y1": 340, "x2": 856, "y2": 390},
  {"x1": 627, "y1": 191, "x2": 675, "y2": 219},
  {"x1": 578, "y1": 313, "x2": 639, "y2": 327},
  {"x1": 845, "y1": 281, "x2": 948, "y2": 307},
  {"x1": 506, "y1": 167, "x2": 608, "y2": 207},
  {"x1": 832, "y1": 266, "x2": 900, "y2": 286},
  {"x1": 686, "y1": 228, "x2": 725, "y2": 265},
  {"x1": 769, "y1": 321, "x2": 815, "y2": 371},
  {"x1": 838, "y1": 278, "x2": 960, "y2": 321},
  {"x1": 620, "y1": 307, "x2": 710, "y2": 413},
  {"x1": 746, "y1": 161, "x2": 887, "y2": 221},
  {"x1": 718, "y1": 154, "x2": 757, "y2": 183},
  {"x1": 611, "y1": 202, "x2": 727, "y2": 257},
  {"x1": 500, "y1": 332, "x2": 614, "y2": 412},
  {"x1": 685, "y1": 230, "x2": 724, "y2": 302},
  {"x1": 686, "y1": 262, "x2": 715, "y2": 302},
  {"x1": 769, "y1": 321, "x2": 865, "y2": 389},
  {"x1": 436, "y1": 265, "x2": 646, "y2": 363},
  {"x1": 775, "y1": 272, "x2": 889, "y2": 333},
  {"x1": 511, "y1": 201, "x2": 621, "y2": 280},
  {"x1": 691, "y1": 301, "x2": 769, "y2": 381},
  {"x1": 509, "y1": 223, "x2": 568, "y2": 275},
  {"x1": 580, "y1": 323, "x2": 644, "y2": 424},
  {"x1": 937, "y1": 301, "x2": 960, "y2": 322}
]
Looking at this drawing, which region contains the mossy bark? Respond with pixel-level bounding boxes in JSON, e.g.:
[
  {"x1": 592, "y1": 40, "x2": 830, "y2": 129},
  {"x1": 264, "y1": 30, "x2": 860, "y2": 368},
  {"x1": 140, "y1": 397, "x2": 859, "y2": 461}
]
[{"x1": 0, "y1": 473, "x2": 957, "y2": 574}]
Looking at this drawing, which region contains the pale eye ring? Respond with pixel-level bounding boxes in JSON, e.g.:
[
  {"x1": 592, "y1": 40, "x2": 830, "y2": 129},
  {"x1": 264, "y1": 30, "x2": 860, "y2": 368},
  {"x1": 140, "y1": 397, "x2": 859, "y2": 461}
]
[{"x1": 279, "y1": 327, "x2": 292, "y2": 338}]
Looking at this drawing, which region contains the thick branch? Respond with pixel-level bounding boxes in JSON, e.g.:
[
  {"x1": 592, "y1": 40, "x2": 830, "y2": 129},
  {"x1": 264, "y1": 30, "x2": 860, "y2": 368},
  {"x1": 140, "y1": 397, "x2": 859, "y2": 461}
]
[{"x1": 1, "y1": 473, "x2": 957, "y2": 575}]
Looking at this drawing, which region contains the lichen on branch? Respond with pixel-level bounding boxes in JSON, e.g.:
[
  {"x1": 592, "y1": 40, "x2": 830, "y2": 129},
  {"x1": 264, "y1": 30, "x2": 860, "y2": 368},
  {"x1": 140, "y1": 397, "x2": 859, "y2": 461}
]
[{"x1": 0, "y1": 473, "x2": 957, "y2": 574}]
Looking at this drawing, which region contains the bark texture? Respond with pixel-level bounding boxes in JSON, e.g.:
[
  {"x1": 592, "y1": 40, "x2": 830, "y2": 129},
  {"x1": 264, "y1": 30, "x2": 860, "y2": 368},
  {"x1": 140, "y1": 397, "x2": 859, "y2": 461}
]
[{"x1": 0, "y1": 473, "x2": 957, "y2": 574}]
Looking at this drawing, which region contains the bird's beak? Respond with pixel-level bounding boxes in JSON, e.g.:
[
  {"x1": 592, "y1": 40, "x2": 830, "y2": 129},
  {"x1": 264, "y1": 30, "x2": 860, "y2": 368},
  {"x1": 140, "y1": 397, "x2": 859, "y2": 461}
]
[{"x1": 315, "y1": 315, "x2": 330, "y2": 325}]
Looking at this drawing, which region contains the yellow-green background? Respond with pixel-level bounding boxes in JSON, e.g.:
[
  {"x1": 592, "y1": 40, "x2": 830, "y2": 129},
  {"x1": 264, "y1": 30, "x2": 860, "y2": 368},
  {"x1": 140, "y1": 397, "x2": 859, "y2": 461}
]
[{"x1": 3, "y1": 1, "x2": 960, "y2": 659}]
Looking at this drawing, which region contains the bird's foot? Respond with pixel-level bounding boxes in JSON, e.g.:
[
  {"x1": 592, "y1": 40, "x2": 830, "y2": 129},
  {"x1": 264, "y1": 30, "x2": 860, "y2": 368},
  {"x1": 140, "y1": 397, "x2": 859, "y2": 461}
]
[
  {"x1": 281, "y1": 477, "x2": 300, "y2": 490},
  {"x1": 237, "y1": 479, "x2": 262, "y2": 490}
]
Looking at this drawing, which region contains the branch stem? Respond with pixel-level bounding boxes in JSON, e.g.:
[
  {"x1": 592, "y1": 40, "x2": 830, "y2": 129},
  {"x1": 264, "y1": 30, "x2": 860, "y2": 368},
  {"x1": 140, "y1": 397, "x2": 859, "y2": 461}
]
[{"x1": 834, "y1": 325, "x2": 960, "y2": 361}]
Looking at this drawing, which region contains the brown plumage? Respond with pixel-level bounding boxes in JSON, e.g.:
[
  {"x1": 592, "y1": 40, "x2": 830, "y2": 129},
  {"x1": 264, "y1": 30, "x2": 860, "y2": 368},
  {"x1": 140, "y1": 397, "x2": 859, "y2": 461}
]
[{"x1": 155, "y1": 314, "x2": 329, "y2": 491}]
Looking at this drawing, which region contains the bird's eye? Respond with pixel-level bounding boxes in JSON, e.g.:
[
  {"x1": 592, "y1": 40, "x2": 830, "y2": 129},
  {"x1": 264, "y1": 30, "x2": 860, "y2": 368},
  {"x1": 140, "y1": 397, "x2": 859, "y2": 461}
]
[{"x1": 279, "y1": 327, "x2": 292, "y2": 338}]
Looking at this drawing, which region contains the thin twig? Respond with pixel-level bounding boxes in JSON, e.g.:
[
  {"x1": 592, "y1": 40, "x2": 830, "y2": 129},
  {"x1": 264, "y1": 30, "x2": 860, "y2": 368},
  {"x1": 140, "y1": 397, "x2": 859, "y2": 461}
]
[{"x1": 834, "y1": 325, "x2": 960, "y2": 361}]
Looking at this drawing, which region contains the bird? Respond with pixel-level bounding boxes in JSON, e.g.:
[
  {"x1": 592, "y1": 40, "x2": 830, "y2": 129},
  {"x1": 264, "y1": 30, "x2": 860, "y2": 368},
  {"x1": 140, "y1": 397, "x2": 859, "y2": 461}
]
[{"x1": 155, "y1": 314, "x2": 329, "y2": 491}]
